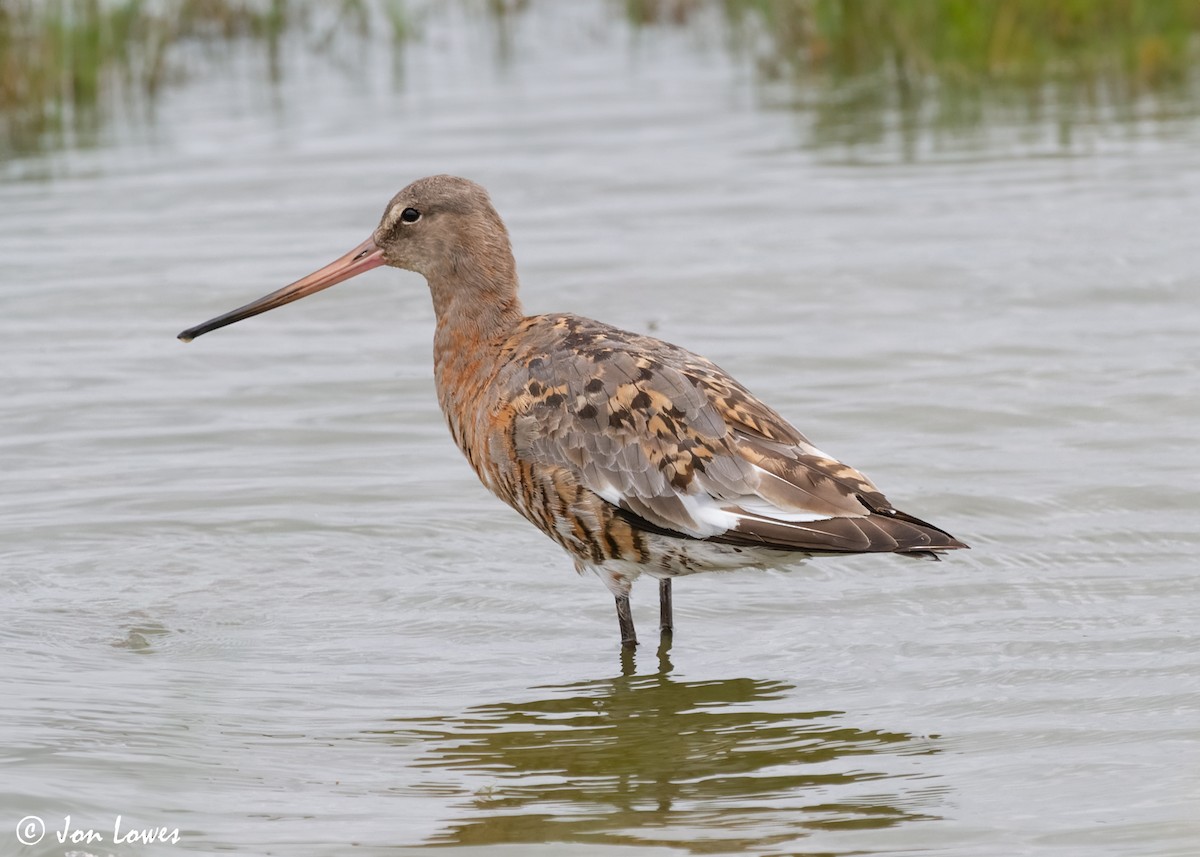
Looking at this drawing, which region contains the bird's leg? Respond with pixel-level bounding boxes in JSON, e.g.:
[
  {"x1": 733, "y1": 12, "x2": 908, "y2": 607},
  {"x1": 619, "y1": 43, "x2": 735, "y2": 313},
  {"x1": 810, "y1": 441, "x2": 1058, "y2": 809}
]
[
  {"x1": 659, "y1": 578, "x2": 673, "y2": 635},
  {"x1": 615, "y1": 594, "x2": 637, "y2": 648},
  {"x1": 656, "y1": 633, "x2": 674, "y2": 674}
]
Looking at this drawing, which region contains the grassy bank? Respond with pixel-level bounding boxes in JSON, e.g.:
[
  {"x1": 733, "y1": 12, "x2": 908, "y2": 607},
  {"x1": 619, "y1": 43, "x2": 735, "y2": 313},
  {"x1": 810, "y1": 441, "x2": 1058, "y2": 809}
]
[
  {"x1": 3, "y1": 0, "x2": 1200, "y2": 157},
  {"x1": 0, "y1": 0, "x2": 404, "y2": 155}
]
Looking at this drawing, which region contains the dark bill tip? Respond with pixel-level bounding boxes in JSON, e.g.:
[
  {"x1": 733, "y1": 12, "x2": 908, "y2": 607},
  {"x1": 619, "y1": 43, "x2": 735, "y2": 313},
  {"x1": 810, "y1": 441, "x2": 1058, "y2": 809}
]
[{"x1": 177, "y1": 235, "x2": 383, "y2": 344}]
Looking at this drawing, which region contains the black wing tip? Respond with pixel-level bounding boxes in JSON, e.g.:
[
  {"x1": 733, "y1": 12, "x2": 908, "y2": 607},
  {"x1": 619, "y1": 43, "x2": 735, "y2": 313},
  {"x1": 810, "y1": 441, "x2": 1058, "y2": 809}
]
[
  {"x1": 613, "y1": 501, "x2": 970, "y2": 557},
  {"x1": 896, "y1": 539, "x2": 970, "y2": 561},
  {"x1": 710, "y1": 513, "x2": 969, "y2": 556}
]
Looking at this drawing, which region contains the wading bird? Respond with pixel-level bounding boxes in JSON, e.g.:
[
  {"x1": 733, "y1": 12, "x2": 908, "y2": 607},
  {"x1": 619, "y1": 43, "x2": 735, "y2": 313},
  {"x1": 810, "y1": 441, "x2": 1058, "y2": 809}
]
[{"x1": 180, "y1": 175, "x2": 967, "y2": 648}]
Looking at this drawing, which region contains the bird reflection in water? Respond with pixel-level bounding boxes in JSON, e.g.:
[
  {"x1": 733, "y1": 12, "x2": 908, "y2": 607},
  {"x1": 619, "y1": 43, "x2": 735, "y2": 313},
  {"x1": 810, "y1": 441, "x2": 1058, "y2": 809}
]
[{"x1": 377, "y1": 641, "x2": 945, "y2": 853}]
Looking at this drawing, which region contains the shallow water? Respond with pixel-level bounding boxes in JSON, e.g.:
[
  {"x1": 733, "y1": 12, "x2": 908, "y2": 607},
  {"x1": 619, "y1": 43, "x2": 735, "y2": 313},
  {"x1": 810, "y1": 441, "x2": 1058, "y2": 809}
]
[{"x1": 2, "y1": 4, "x2": 1199, "y2": 856}]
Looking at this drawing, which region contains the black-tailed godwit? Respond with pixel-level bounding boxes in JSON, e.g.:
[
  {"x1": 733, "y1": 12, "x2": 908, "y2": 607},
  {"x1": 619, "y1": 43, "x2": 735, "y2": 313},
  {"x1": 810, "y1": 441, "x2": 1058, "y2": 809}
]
[{"x1": 180, "y1": 175, "x2": 967, "y2": 648}]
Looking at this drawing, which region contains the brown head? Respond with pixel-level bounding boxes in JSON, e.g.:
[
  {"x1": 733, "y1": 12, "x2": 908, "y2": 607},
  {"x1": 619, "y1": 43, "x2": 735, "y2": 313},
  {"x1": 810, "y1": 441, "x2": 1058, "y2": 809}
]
[{"x1": 178, "y1": 175, "x2": 521, "y2": 342}]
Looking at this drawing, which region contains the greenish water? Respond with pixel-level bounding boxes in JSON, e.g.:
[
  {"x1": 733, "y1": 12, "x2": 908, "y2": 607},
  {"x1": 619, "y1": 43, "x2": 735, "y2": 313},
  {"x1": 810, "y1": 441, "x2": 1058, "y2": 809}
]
[
  {"x1": 384, "y1": 667, "x2": 940, "y2": 850},
  {"x1": 2, "y1": 2, "x2": 1198, "y2": 856}
]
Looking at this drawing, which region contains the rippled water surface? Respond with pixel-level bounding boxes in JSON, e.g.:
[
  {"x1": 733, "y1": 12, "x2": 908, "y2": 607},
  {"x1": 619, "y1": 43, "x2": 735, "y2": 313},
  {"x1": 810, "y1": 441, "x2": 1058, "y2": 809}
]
[{"x1": 3, "y1": 4, "x2": 1198, "y2": 856}]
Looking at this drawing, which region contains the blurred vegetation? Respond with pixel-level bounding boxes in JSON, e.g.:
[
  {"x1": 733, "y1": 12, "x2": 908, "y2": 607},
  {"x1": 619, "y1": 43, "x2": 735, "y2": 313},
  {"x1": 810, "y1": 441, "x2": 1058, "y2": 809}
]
[
  {"x1": 3, "y1": 0, "x2": 1200, "y2": 157},
  {"x1": 633, "y1": 0, "x2": 1200, "y2": 150},
  {"x1": 0, "y1": 0, "x2": 400, "y2": 156}
]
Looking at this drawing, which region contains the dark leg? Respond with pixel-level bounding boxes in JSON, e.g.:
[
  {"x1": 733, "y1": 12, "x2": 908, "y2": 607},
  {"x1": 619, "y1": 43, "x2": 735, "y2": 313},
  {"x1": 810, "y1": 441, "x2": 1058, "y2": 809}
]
[
  {"x1": 656, "y1": 633, "x2": 673, "y2": 674},
  {"x1": 659, "y1": 578, "x2": 673, "y2": 635},
  {"x1": 615, "y1": 594, "x2": 637, "y2": 648}
]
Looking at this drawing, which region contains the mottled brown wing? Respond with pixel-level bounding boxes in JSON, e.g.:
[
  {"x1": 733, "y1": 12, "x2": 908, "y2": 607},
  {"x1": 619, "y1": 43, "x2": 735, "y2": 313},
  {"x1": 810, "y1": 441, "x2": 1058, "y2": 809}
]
[{"x1": 500, "y1": 315, "x2": 966, "y2": 555}]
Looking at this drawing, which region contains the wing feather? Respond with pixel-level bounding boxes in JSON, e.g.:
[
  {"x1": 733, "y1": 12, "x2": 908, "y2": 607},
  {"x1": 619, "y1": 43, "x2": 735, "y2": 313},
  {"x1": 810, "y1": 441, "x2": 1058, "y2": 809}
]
[{"x1": 500, "y1": 315, "x2": 966, "y2": 554}]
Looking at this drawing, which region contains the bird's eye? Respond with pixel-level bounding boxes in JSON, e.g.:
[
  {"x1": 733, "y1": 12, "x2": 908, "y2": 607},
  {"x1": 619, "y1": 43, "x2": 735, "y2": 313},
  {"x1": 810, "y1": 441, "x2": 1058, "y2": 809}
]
[{"x1": 400, "y1": 207, "x2": 421, "y2": 223}]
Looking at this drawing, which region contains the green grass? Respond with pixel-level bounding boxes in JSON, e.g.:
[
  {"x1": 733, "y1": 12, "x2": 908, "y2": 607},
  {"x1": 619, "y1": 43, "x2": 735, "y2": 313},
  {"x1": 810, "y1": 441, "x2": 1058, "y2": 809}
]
[
  {"x1": 717, "y1": 0, "x2": 1200, "y2": 89},
  {"x1": 3, "y1": 0, "x2": 1200, "y2": 157},
  {"x1": 0, "y1": 0, "x2": 413, "y2": 156},
  {"x1": 624, "y1": 0, "x2": 1200, "y2": 151}
]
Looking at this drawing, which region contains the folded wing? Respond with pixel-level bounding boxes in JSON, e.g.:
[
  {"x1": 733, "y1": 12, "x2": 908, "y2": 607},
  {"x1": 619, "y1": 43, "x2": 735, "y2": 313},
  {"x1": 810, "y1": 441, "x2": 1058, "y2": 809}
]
[{"x1": 504, "y1": 316, "x2": 967, "y2": 556}]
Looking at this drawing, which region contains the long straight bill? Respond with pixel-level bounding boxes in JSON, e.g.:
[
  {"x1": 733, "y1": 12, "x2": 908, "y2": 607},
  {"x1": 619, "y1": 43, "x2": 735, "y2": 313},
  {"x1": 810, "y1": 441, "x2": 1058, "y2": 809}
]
[{"x1": 178, "y1": 236, "x2": 384, "y2": 342}]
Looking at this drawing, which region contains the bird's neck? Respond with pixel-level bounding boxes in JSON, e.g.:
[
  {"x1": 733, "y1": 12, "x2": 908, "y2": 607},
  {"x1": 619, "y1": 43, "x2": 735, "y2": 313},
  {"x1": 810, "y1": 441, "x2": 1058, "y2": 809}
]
[
  {"x1": 428, "y1": 258, "x2": 524, "y2": 364},
  {"x1": 429, "y1": 257, "x2": 524, "y2": 461}
]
